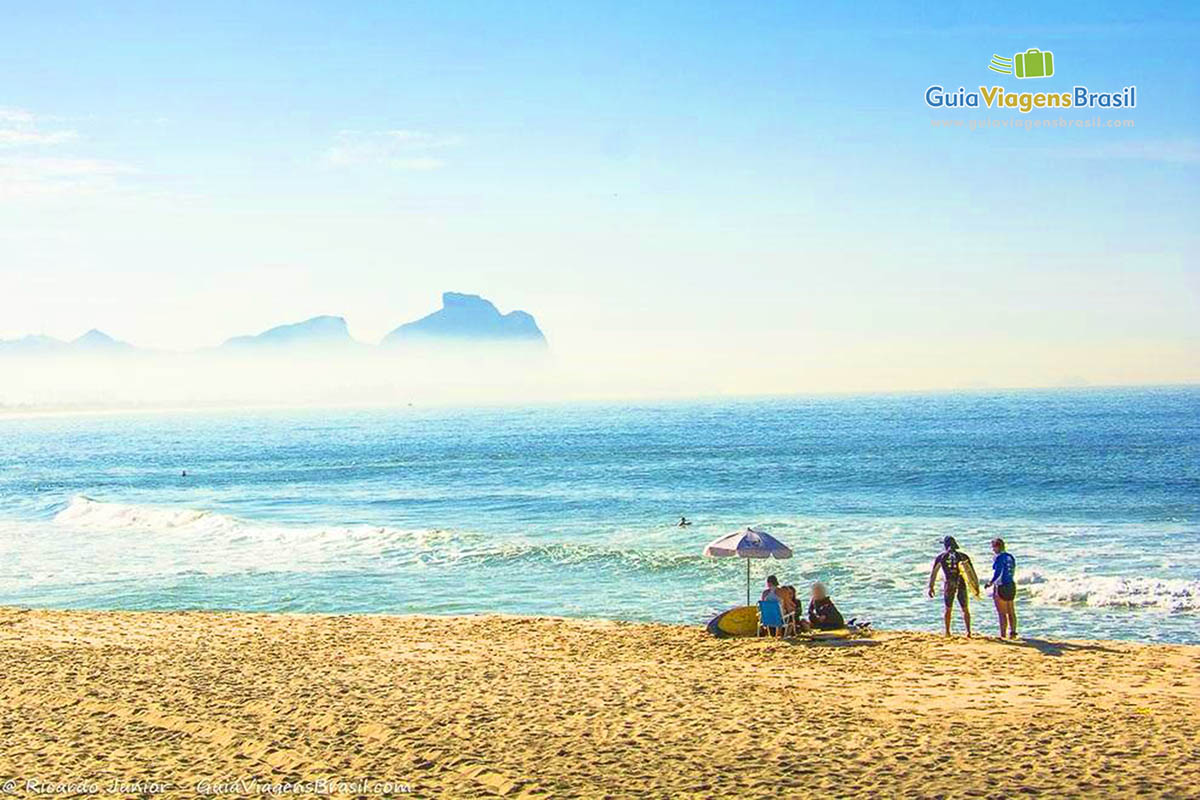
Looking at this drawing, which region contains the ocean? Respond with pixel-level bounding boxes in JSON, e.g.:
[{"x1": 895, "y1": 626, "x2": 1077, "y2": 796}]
[{"x1": 1, "y1": 387, "x2": 1197, "y2": 643}]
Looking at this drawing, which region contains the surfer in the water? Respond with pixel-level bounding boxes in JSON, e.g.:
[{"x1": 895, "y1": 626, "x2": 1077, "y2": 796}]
[
  {"x1": 678, "y1": 516, "x2": 691, "y2": 527},
  {"x1": 928, "y1": 536, "x2": 974, "y2": 637},
  {"x1": 985, "y1": 537, "x2": 1018, "y2": 639}
]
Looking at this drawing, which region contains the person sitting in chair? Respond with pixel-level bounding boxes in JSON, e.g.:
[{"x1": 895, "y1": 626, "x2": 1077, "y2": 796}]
[
  {"x1": 758, "y1": 575, "x2": 796, "y2": 637},
  {"x1": 775, "y1": 583, "x2": 798, "y2": 618},
  {"x1": 808, "y1": 582, "x2": 845, "y2": 630}
]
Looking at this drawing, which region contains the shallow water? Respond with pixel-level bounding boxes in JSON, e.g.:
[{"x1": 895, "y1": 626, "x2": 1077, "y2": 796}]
[{"x1": 1, "y1": 387, "x2": 1197, "y2": 642}]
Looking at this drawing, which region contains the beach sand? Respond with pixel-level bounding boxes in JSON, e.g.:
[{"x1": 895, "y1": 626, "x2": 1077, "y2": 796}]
[{"x1": 0, "y1": 608, "x2": 1197, "y2": 798}]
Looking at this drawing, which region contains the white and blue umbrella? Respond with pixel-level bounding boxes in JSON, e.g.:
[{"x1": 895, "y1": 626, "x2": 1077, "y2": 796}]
[{"x1": 703, "y1": 527, "x2": 793, "y2": 606}]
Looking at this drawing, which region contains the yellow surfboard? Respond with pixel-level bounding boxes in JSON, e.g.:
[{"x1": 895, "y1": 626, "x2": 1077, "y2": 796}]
[
  {"x1": 706, "y1": 605, "x2": 759, "y2": 638},
  {"x1": 959, "y1": 559, "x2": 982, "y2": 598}
]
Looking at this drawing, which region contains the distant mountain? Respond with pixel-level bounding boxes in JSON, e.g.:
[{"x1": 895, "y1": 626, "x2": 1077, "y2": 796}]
[
  {"x1": 72, "y1": 329, "x2": 134, "y2": 351},
  {"x1": 382, "y1": 293, "x2": 546, "y2": 346},
  {"x1": 0, "y1": 329, "x2": 133, "y2": 354},
  {"x1": 0, "y1": 334, "x2": 64, "y2": 354},
  {"x1": 1, "y1": 298, "x2": 546, "y2": 356},
  {"x1": 222, "y1": 315, "x2": 359, "y2": 349}
]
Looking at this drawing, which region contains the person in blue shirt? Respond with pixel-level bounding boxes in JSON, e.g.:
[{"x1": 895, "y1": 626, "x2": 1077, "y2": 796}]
[{"x1": 984, "y1": 537, "x2": 1018, "y2": 639}]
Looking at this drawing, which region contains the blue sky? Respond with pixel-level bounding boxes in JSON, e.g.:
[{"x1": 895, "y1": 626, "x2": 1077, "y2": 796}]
[{"x1": 1, "y1": 1, "x2": 1196, "y2": 393}]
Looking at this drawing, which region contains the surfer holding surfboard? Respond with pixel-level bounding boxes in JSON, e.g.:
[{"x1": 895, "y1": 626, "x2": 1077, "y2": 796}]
[{"x1": 928, "y1": 536, "x2": 980, "y2": 637}]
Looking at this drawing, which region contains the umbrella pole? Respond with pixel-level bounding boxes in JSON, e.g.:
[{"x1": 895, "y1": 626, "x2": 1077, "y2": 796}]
[{"x1": 746, "y1": 558, "x2": 751, "y2": 607}]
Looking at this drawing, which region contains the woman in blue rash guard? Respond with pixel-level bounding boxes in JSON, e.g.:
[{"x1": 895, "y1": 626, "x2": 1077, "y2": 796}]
[{"x1": 985, "y1": 538, "x2": 1019, "y2": 639}]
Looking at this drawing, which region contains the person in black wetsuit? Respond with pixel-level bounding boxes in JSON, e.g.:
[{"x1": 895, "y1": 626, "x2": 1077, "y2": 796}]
[
  {"x1": 928, "y1": 536, "x2": 973, "y2": 637},
  {"x1": 807, "y1": 582, "x2": 845, "y2": 630}
]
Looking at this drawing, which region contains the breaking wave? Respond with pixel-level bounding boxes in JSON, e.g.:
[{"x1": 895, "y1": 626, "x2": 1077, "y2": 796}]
[
  {"x1": 39, "y1": 498, "x2": 1200, "y2": 622},
  {"x1": 1019, "y1": 569, "x2": 1200, "y2": 613},
  {"x1": 55, "y1": 495, "x2": 458, "y2": 554},
  {"x1": 58, "y1": 495, "x2": 238, "y2": 533},
  {"x1": 51, "y1": 496, "x2": 707, "y2": 574}
]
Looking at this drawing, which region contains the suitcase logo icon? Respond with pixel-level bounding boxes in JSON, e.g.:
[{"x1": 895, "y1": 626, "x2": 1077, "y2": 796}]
[{"x1": 988, "y1": 48, "x2": 1054, "y2": 79}]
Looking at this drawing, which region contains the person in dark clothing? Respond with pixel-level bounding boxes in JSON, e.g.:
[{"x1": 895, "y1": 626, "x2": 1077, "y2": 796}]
[
  {"x1": 928, "y1": 535, "x2": 973, "y2": 637},
  {"x1": 807, "y1": 582, "x2": 845, "y2": 630}
]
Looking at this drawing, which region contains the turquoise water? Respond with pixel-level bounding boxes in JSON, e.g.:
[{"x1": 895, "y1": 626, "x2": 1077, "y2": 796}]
[{"x1": 1, "y1": 387, "x2": 1197, "y2": 643}]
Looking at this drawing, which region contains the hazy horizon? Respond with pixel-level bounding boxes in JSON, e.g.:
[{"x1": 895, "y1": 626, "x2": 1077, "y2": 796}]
[
  {"x1": 1, "y1": 344, "x2": 1196, "y2": 415},
  {"x1": 2, "y1": 2, "x2": 1197, "y2": 400}
]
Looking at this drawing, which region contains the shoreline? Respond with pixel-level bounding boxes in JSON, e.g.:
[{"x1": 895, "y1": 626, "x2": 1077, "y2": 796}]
[
  {"x1": 3, "y1": 603, "x2": 1198, "y2": 648},
  {"x1": 3, "y1": 604, "x2": 1198, "y2": 649},
  {"x1": 1, "y1": 607, "x2": 1197, "y2": 798}
]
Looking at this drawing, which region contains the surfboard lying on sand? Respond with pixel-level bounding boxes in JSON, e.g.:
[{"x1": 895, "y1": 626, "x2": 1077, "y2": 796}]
[
  {"x1": 706, "y1": 607, "x2": 867, "y2": 639},
  {"x1": 706, "y1": 605, "x2": 759, "y2": 638},
  {"x1": 808, "y1": 628, "x2": 859, "y2": 640}
]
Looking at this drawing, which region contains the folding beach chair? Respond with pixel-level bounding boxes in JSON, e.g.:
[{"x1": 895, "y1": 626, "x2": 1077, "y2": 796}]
[{"x1": 757, "y1": 599, "x2": 786, "y2": 637}]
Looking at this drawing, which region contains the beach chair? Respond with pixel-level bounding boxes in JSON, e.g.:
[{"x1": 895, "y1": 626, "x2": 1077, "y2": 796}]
[{"x1": 757, "y1": 599, "x2": 785, "y2": 637}]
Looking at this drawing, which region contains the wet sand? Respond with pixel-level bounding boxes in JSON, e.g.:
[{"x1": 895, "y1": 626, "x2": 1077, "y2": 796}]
[{"x1": 0, "y1": 608, "x2": 1197, "y2": 798}]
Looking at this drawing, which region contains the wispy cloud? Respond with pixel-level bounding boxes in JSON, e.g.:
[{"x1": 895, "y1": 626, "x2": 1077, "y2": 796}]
[
  {"x1": 0, "y1": 107, "x2": 36, "y2": 124},
  {"x1": 0, "y1": 129, "x2": 79, "y2": 147},
  {"x1": 0, "y1": 105, "x2": 140, "y2": 199},
  {"x1": 0, "y1": 106, "x2": 79, "y2": 149},
  {"x1": 324, "y1": 129, "x2": 461, "y2": 170}
]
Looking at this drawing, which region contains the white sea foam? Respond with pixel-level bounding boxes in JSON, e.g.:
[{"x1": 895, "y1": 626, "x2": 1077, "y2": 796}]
[
  {"x1": 57, "y1": 495, "x2": 230, "y2": 533},
  {"x1": 46, "y1": 496, "x2": 465, "y2": 575},
  {"x1": 48, "y1": 496, "x2": 702, "y2": 573},
  {"x1": 56, "y1": 495, "x2": 439, "y2": 545},
  {"x1": 33, "y1": 497, "x2": 1200, "y2": 620},
  {"x1": 1019, "y1": 569, "x2": 1200, "y2": 613}
]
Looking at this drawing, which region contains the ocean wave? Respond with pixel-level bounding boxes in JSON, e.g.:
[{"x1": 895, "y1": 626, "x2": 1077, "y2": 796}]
[
  {"x1": 46, "y1": 498, "x2": 1200, "y2": 613},
  {"x1": 1019, "y1": 569, "x2": 1200, "y2": 613},
  {"x1": 57, "y1": 495, "x2": 228, "y2": 532},
  {"x1": 53, "y1": 495, "x2": 464, "y2": 559},
  {"x1": 50, "y1": 496, "x2": 709, "y2": 574},
  {"x1": 460, "y1": 540, "x2": 705, "y2": 572}
]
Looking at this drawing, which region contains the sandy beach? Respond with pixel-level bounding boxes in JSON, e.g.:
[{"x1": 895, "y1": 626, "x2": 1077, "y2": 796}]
[{"x1": 0, "y1": 608, "x2": 1196, "y2": 798}]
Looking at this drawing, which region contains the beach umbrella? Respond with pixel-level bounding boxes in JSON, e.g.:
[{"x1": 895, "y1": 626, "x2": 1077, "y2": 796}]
[{"x1": 703, "y1": 527, "x2": 793, "y2": 606}]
